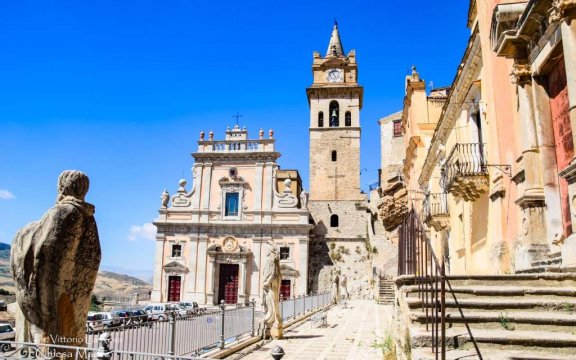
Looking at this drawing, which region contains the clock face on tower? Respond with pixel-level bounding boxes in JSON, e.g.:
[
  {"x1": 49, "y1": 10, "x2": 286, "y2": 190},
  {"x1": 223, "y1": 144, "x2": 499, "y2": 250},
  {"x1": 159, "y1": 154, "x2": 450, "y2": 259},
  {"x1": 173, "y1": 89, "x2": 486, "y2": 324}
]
[{"x1": 326, "y1": 68, "x2": 343, "y2": 83}]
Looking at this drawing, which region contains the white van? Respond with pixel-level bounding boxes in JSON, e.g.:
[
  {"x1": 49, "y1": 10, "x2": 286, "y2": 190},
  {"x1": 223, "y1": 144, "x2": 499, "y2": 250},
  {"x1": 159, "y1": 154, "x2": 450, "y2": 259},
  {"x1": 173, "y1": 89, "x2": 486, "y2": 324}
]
[{"x1": 143, "y1": 303, "x2": 168, "y2": 321}]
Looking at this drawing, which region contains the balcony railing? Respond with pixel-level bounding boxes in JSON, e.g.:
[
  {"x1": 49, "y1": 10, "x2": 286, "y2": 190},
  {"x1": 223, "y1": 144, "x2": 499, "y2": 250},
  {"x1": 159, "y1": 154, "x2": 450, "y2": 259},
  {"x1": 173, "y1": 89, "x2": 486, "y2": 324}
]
[
  {"x1": 440, "y1": 143, "x2": 488, "y2": 201},
  {"x1": 423, "y1": 193, "x2": 450, "y2": 231}
]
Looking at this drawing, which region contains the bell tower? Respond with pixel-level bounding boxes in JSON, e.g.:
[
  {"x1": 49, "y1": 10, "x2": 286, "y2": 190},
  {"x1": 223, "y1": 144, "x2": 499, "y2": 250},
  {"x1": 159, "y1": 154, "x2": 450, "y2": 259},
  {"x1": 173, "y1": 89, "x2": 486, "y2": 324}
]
[{"x1": 307, "y1": 22, "x2": 364, "y2": 201}]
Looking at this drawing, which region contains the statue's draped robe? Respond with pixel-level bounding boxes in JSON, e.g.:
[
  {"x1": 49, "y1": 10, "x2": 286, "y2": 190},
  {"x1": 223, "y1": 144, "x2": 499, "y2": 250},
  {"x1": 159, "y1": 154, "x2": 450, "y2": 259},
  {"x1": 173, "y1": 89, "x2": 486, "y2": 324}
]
[
  {"x1": 261, "y1": 254, "x2": 281, "y2": 326},
  {"x1": 11, "y1": 198, "x2": 101, "y2": 345}
]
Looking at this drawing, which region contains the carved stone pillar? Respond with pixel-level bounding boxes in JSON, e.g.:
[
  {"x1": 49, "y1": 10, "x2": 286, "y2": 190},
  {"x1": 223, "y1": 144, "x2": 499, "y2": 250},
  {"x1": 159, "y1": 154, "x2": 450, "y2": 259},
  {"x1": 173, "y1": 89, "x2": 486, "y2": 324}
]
[
  {"x1": 206, "y1": 257, "x2": 216, "y2": 305},
  {"x1": 511, "y1": 62, "x2": 549, "y2": 269}
]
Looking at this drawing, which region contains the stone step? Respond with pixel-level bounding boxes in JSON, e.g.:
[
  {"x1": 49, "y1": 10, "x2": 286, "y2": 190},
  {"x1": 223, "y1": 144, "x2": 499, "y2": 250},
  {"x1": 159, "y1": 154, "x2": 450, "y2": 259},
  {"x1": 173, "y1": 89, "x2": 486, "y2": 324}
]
[
  {"x1": 406, "y1": 297, "x2": 576, "y2": 311},
  {"x1": 410, "y1": 310, "x2": 576, "y2": 332},
  {"x1": 411, "y1": 326, "x2": 576, "y2": 349},
  {"x1": 397, "y1": 273, "x2": 576, "y2": 288},
  {"x1": 411, "y1": 347, "x2": 571, "y2": 360},
  {"x1": 404, "y1": 285, "x2": 576, "y2": 298}
]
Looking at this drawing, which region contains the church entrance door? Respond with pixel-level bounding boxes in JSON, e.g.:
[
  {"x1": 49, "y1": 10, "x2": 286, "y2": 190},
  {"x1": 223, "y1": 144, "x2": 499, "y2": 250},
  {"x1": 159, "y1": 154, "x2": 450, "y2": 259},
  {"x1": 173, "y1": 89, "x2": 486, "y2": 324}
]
[
  {"x1": 280, "y1": 279, "x2": 291, "y2": 300},
  {"x1": 168, "y1": 276, "x2": 181, "y2": 302},
  {"x1": 218, "y1": 264, "x2": 239, "y2": 304}
]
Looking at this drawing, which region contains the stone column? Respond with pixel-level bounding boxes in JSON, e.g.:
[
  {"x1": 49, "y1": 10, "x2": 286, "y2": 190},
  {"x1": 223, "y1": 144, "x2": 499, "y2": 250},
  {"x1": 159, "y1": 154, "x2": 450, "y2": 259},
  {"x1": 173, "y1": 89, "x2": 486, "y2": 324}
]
[
  {"x1": 206, "y1": 257, "x2": 216, "y2": 305},
  {"x1": 298, "y1": 237, "x2": 309, "y2": 296},
  {"x1": 200, "y1": 163, "x2": 213, "y2": 223},
  {"x1": 262, "y1": 163, "x2": 275, "y2": 223},
  {"x1": 253, "y1": 162, "x2": 264, "y2": 216},
  {"x1": 238, "y1": 260, "x2": 248, "y2": 305},
  {"x1": 533, "y1": 76, "x2": 565, "y2": 248},
  {"x1": 251, "y1": 237, "x2": 265, "y2": 304},
  {"x1": 151, "y1": 235, "x2": 165, "y2": 302},
  {"x1": 512, "y1": 63, "x2": 548, "y2": 269},
  {"x1": 196, "y1": 234, "x2": 209, "y2": 304},
  {"x1": 185, "y1": 234, "x2": 198, "y2": 300}
]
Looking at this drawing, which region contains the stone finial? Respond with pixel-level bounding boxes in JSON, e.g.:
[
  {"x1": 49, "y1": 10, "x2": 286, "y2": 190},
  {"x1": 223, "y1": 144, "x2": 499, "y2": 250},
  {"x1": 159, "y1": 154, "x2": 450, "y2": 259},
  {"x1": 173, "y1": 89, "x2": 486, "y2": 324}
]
[
  {"x1": 259, "y1": 128, "x2": 264, "y2": 139},
  {"x1": 411, "y1": 65, "x2": 420, "y2": 81},
  {"x1": 178, "y1": 179, "x2": 187, "y2": 193},
  {"x1": 269, "y1": 129, "x2": 274, "y2": 139},
  {"x1": 200, "y1": 131, "x2": 205, "y2": 141},
  {"x1": 161, "y1": 189, "x2": 170, "y2": 208},
  {"x1": 209, "y1": 130, "x2": 214, "y2": 140},
  {"x1": 283, "y1": 179, "x2": 292, "y2": 193}
]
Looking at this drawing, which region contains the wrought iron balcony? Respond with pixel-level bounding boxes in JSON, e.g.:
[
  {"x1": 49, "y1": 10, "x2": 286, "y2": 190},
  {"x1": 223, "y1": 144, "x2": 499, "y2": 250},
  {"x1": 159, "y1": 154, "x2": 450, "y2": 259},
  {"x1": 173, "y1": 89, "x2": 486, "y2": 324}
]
[
  {"x1": 423, "y1": 192, "x2": 450, "y2": 231},
  {"x1": 441, "y1": 143, "x2": 489, "y2": 201}
]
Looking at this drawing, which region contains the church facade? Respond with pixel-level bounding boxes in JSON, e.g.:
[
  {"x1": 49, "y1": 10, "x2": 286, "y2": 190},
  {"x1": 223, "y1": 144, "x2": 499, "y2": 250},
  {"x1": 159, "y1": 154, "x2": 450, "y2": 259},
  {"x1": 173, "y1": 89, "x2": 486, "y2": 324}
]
[{"x1": 151, "y1": 126, "x2": 311, "y2": 305}]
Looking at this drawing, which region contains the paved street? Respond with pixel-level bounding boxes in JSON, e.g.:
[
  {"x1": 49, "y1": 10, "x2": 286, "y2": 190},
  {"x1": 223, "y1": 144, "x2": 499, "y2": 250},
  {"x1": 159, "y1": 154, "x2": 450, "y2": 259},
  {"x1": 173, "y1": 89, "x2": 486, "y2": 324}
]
[{"x1": 240, "y1": 300, "x2": 393, "y2": 360}]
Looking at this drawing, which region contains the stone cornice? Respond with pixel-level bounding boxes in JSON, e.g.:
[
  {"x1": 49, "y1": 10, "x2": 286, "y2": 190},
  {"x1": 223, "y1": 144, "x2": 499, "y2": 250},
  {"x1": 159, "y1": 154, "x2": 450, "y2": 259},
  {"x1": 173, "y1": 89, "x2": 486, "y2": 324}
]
[
  {"x1": 306, "y1": 86, "x2": 364, "y2": 109},
  {"x1": 419, "y1": 29, "x2": 481, "y2": 186},
  {"x1": 510, "y1": 62, "x2": 533, "y2": 85},
  {"x1": 550, "y1": 0, "x2": 576, "y2": 22},
  {"x1": 192, "y1": 152, "x2": 280, "y2": 162}
]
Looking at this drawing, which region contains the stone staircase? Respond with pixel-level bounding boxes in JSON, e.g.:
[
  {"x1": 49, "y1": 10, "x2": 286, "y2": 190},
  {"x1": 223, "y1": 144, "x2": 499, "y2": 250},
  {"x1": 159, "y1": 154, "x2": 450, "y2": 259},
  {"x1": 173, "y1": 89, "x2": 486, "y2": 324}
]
[
  {"x1": 400, "y1": 273, "x2": 576, "y2": 359},
  {"x1": 378, "y1": 277, "x2": 395, "y2": 304}
]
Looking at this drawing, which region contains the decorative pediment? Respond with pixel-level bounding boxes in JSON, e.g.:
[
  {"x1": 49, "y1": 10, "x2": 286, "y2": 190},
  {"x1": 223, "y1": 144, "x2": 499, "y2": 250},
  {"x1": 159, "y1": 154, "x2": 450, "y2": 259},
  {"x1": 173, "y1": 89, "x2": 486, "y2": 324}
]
[
  {"x1": 163, "y1": 261, "x2": 189, "y2": 275},
  {"x1": 280, "y1": 264, "x2": 300, "y2": 278}
]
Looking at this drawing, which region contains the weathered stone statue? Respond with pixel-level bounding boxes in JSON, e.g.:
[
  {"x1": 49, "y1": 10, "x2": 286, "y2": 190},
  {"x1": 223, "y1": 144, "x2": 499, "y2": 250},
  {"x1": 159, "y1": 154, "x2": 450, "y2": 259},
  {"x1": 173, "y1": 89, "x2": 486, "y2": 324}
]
[
  {"x1": 332, "y1": 275, "x2": 340, "y2": 304},
  {"x1": 261, "y1": 245, "x2": 282, "y2": 339},
  {"x1": 340, "y1": 275, "x2": 349, "y2": 300},
  {"x1": 300, "y1": 190, "x2": 308, "y2": 209},
  {"x1": 11, "y1": 170, "x2": 101, "y2": 346},
  {"x1": 161, "y1": 189, "x2": 170, "y2": 208}
]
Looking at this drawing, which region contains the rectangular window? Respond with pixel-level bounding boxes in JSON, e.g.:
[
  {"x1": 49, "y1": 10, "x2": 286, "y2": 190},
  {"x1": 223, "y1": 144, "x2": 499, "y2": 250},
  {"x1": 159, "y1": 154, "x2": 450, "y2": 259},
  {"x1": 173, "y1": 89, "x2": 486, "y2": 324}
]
[
  {"x1": 393, "y1": 120, "x2": 402, "y2": 137},
  {"x1": 280, "y1": 246, "x2": 290, "y2": 260},
  {"x1": 172, "y1": 244, "x2": 182, "y2": 258},
  {"x1": 225, "y1": 192, "x2": 239, "y2": 217}
]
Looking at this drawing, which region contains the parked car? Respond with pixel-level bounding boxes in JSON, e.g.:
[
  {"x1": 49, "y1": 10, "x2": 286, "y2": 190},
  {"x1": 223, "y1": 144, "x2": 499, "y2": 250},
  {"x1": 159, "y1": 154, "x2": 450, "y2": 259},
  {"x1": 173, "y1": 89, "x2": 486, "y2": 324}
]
[
  {"x1": 167, "y1": 303, "x2": 189, "y2": 317},
  {"x1": 112, "y1": 310, "x2": 130, "y2": 326},
  {"x1": 143, "y1": 303, "x2": 168, "y2": 321},
  {"x1": 125, "y1": 309, "x2": 148, "y2": 325},
  {"x1": 179, "y1": 302, "x2": 199, "y2": 314},
  {"x1": 97, "y1": 312, "x2": 122, "y2": 329},
  {"x1": 0, "y1": 323, "x2": 15, "y2": 352},
  {"x1": 86, "y1": 312, "x2": 105, "y2": 332}
]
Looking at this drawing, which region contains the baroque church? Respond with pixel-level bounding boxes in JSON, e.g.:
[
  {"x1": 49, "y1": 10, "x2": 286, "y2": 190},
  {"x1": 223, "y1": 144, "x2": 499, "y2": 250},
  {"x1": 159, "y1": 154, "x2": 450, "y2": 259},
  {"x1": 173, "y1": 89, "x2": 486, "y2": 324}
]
[{"x1": 151, "y1": 23, "x2": 377, "y2": 304}]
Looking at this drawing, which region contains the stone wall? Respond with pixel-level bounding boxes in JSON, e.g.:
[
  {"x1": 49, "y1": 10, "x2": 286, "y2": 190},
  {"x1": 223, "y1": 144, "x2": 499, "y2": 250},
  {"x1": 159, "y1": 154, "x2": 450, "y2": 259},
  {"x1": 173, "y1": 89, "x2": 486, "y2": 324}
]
[{"x1": 308, "y1": 199, "x2": 374, "y2": 297}]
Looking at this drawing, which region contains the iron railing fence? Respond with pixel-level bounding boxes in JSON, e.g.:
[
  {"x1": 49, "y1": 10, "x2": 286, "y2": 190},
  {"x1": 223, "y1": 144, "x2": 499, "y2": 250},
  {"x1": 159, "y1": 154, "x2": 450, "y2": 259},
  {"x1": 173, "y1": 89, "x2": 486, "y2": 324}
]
[
  {"x1": 398, "y1": 209, "x2": 482, "y2": 360},
  {"x1": 440, "y1": 143, "x2": 487, "y2": 192},
  {"x1": 85, "y1": 301, "x2": 254, "y2": 357},
  {"x1": 279, "y1": 292, "x2": 332, "y2": 322},
  {"x1": 422, "y1": 193, "x2": 449, "y2": 222}
]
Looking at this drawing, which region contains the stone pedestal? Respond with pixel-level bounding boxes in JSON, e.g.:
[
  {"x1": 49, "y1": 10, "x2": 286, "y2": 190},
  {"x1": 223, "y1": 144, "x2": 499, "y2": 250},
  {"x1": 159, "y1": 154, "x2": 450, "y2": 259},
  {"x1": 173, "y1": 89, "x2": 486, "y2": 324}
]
[{"x1": 270, "y1": 323, "x2": 283, "y2": 339}]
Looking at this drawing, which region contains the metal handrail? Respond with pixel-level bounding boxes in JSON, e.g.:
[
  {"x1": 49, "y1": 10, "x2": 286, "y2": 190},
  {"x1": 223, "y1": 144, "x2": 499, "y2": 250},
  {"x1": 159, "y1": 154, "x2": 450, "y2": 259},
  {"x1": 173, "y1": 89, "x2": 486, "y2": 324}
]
[
  {"x1": 441, "y1": 143, "x2": 487, "y2": 191},
  {"x1": 423, "y1": 193, "x2": 449, "y2": 222},
  {"x1": 398, "y1": 209, "x2": 482, "y2": 359}
]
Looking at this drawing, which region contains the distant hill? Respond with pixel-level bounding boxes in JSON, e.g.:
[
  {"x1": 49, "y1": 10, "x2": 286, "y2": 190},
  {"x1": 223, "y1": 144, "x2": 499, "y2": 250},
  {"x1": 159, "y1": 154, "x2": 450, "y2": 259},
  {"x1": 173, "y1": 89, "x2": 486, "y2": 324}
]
[{"x1": 0, "y1": 243, "x2": 151, "y2": 303}]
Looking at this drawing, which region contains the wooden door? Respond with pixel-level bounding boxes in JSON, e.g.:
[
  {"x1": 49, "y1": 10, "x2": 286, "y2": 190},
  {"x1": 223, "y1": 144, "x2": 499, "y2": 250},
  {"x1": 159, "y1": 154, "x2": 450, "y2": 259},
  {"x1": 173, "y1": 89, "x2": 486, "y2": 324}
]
[
  {"x1": 549, "y1": 58, "x2": 574, "y2": 236},
  {"x1": 218, "y1": 264, "x2": 239, "y2": 304},
  {"x1": 280, "y1": 279, "x2": 291, "y2": 300},
  {"x1": 167, "y1": 276, "x2": 181, "y2": 302}
]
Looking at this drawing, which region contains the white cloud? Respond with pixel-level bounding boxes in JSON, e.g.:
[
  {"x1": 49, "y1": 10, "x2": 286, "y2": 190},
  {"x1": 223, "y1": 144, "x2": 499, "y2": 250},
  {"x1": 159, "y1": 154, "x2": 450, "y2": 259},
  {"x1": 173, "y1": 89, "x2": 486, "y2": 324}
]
[
  {"x1": 128, "y1": 223, "x2": 157, "y2": 242},
  {"x1": 0, "y1": 189, "x2": 15, "y2": 200}
]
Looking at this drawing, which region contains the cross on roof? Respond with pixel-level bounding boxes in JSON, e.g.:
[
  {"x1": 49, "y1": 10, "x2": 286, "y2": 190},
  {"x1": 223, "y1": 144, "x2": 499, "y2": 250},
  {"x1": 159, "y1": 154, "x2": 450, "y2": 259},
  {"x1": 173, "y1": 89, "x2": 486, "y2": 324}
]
[{"x1": 232, "y1": 112, "x2": 243, "y2": 126}]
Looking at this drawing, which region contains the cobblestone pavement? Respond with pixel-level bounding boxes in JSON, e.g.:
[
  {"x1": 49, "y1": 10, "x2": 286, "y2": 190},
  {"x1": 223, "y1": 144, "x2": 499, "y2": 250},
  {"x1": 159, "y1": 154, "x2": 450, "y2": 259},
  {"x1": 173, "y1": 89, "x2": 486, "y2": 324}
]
[{"x1": 241, "y1": 300, "x2": 393, "y2": 360}]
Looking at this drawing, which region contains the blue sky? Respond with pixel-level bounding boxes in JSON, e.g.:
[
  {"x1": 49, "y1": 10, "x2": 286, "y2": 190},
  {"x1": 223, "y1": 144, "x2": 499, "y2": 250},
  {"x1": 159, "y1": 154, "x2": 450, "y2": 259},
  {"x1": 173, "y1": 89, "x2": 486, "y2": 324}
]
[{"x1": 0, "y1": 1, "x2": 470, "y2": 272}]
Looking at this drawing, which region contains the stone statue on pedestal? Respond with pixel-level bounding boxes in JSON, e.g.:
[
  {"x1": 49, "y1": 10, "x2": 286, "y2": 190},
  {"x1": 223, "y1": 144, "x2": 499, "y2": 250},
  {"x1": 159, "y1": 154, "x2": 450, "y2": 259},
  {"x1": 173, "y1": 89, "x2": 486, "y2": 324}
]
[
  {"x1": 261, "y1": 245, "x2": 282, "y2": 339},
  {"x1": 11, "y1": 170, "x2": 101, "y2": 346},
  {"x1": 332, "y1": 275, "x2": 340, "y2": 304}
]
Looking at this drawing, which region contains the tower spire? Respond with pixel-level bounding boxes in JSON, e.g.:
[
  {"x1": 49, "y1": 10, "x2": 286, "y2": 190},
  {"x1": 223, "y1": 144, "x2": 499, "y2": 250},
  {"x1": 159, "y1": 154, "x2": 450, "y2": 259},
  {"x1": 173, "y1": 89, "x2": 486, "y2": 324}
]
[{"x1": 326, "y1": 21, "x2": 344, "y2": 57}]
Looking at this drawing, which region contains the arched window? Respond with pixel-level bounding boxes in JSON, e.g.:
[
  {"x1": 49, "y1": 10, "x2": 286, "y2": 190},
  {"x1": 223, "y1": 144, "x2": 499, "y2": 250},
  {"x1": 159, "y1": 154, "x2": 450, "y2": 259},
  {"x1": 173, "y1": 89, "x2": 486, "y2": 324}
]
[
  {"x1": 330, "y1": 214, "x2": 339, "y2": 227},
  {"x1": 318, "y1": 111, "x2": 324, "y2": 128},
  {"x1": 331, "y1": 150, "x2": 337, "y2": 162},
  {"x1": 329, "y1": 101, "x2": 339, "y2": 127},
  {"x1": 345, "y1": 111, "x2": 351, "y2": 127}
]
